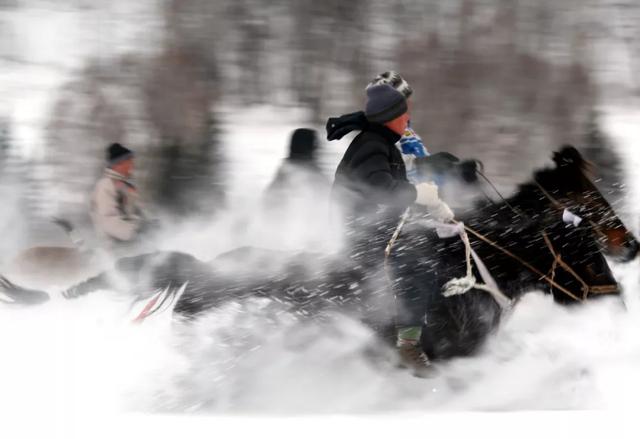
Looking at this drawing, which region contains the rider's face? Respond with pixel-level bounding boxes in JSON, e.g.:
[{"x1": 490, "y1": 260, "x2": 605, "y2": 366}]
[
  {"x1": 386, "y1": 111, "x2": 410, "y2": 135},
  {"x1": 112, "y1": 158, "x2": 134, "y2": 177}
]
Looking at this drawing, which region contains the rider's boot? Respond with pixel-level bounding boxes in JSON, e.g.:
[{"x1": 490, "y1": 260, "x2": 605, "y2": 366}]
[{"x1": 396, "y1": 326, "x2": 432, "y2": 377}]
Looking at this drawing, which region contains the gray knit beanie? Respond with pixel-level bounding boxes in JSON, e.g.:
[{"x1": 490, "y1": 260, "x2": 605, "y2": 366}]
[
  {"x1": 364, "y1": 84, "x2": 408, "y2": 124},
  {"x1": 367, "y1": 71, "x2": 413, "y2": 98}
]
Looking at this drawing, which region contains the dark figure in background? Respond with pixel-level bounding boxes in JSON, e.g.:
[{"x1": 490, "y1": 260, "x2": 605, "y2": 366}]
[
  {"x1": 328, "y1": 83, "x2": 454, "y2": 374},
  {"x1": 261, "y1": 129, "x2": 331, "y2": 250},
  {"x1": 264, "y1": 128, "x2": 328, "y2": 206}
]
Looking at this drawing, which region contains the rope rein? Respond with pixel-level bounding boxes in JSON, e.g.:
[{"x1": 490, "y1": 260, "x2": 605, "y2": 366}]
[
  {"x1": 439, "y1": 221, "x2": 513, "y2": 310},
  {"x1": 463, "y1": 225, "x2": 585, "y2": 302},
  {"x1": 384, "y1": 207, "x2": 411, "y2": 260},
  {"x1": 383, "y1": 172, "x2": 619, "y2": 311},
  {"x1": 533, "y1": 181, "x2": 619, "y2": 299},
  {"x1": 541, "y1": 231, "x2": 619, "y2": 299},
  {"x1": 477, "y1": 169, "x2": 525, "y2": 219},
  {"x1": 385, "y1": 210, "x2": 513, "y2": 310},
  {"x1": 464, "y1": 177, "x2": 620, "y2": 302}
]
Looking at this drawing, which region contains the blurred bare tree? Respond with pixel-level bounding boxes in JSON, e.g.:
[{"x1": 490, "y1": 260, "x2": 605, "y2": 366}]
[
  {"x1": 582, "y1": 111, "x2": 626, "y2": 207},
  {"x1": 396, "y1": 0, "x2": 598, "y2": 191},
  {"x1": 34, "y1": 0, "x2": 626, "y2": 219},
  {"x1": 0, "y1": 119, "x2": 31, "y2": 230},
  {"x1": 0, "y1": 118, "x2": 9, "y2": 152},
  {"x1": 610, "y1": 0, "x2": 640, "y2": 93},
  {"x1": 44, "y1": 0, "x2": 225, "y2": 221},
  {"x1": 287, "y1": 0, "x2": 373, "y2": 121}
]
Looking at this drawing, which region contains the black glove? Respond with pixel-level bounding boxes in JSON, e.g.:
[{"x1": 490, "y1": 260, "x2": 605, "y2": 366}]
[{"x1": 460, "y1": 160, "x2": 482, "y2": 183}]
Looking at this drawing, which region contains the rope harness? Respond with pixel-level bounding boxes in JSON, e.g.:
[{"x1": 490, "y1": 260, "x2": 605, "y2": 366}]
[
  {"x1": 384, "y1": 207, "x2": 411, "y2": 261},
  {"x1": 541, "y1": 232, "x2": 619, "y2": 300},
  {"x1": 462, "y1": 225, "x2": 617, "y2": 303},
  {"x1": 384, "y1": 207, "x2": 411, "y2": 308},
  {"x1": 432, "y1": 221, "x2": 512, "y2": 310},
  {"x1": 383, "y1": 177, "x2": 620, "y2": 309},
  {"x1": 384, "y1": 208, "x2": 512, "y2": 310},
  {"x1": 533, "y1": 180, "x2": 619, "y2": 300}
]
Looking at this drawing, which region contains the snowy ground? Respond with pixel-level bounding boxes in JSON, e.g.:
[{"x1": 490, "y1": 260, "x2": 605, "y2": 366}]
[
  {"x1": 3, "y1": 64, "x2": 640, "y2": 439},
  {"x1": 2, "y1": 106, "x2": 640, "y2": 420},
  {"x1": 3, "y1": 4, "x2": 640, "y2": 438}
]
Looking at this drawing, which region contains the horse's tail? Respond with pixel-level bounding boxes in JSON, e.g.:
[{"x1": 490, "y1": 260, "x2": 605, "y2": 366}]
[
  {"x1": 129, "y1": 282, "x2": 188, "y2": 324},
  {"x1": 0, "y1": 275, "x2": 50, "y2": 305},
  {"x1": 52, "y1": 217, "x2": 87, "y2": 251}
]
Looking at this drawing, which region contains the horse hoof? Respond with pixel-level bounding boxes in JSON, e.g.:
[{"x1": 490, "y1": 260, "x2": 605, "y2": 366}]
[
  {"x1": 0, "y1": 276, "x2": 50, "y2": 306},
  {"x1": 17, "y1": 289, "x2": 50, "y2": 305}
]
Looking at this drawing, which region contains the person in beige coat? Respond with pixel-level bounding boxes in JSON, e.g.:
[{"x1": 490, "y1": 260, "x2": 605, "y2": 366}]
[{"x1": 90, "y1": 143, "x2": 145, "y2": 246}]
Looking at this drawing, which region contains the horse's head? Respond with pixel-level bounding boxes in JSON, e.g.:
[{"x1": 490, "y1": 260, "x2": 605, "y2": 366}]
[
  {"x1": 540, "y1": 145, "x2": 639, "y2": 262},
  {"x1": 414, "y1": 152, "x2": 484, "y2": 210}
]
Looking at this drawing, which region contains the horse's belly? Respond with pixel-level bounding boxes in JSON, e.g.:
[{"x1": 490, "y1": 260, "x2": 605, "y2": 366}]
[{"x1": 7, "y1": 247, "x2": 102, "y2": 290}]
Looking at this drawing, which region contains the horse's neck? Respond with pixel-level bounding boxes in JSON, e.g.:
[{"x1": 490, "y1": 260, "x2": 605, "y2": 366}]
[
  {"x1": 466, "y1": 180, "x2": 560, "y2": 227},
  {"x1": 459, "y1": 185, "x2": 563, "y2": 297}
]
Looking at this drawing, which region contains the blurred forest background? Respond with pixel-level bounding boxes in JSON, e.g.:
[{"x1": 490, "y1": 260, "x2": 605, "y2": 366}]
[{"x1": 1, "y1": 0, "x2": 640, "y2": 246}]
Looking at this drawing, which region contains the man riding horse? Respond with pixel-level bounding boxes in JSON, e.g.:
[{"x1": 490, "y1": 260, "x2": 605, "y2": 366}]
[
  {"x1": 2, "y1": 146, "x2": 636, "y2": 377},
  {"x1": 327, "y1": 79, "x2": 455, "y2": 373}
]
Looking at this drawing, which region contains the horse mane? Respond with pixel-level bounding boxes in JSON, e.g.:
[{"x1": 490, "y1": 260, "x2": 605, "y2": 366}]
[
  {"x1": 536, "y1": 145, "x2": 592, "y2": 189},
  {"x1": 463, "y1": 145, "x2": 590, "y2": 223}
]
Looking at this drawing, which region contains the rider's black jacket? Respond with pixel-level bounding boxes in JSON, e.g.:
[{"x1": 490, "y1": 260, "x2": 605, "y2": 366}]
[{"x1": 328, "y1": 112, "x2": 417, "y2": 219}]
